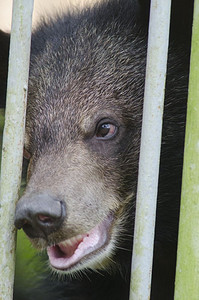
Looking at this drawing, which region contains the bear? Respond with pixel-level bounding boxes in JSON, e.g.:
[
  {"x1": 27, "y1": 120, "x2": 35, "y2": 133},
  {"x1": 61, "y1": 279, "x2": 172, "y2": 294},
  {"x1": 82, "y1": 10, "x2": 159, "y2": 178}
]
[{"x1": 0, "y1": 0, "x2": 194, "y2": 299}]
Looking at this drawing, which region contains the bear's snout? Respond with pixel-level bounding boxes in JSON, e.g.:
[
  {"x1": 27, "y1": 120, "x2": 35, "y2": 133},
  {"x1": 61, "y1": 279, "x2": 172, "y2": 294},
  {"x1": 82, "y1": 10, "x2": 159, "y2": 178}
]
[{"x1": 14, "y1": 192, "x2": 66, "y2": 239}]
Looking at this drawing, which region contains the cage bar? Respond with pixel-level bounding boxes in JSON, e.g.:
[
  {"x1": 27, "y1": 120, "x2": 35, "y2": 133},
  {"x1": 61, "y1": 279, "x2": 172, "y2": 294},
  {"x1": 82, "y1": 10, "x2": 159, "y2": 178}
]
[
  {"x1": 174, "y1": 0, "x2": 199, "y2": 298},
  {"x1": 0, "y1": 0, "x2": 34, "y2": 299},
  {"x1": 129, "y1": 0, "x2": 172, "y2": 299}
]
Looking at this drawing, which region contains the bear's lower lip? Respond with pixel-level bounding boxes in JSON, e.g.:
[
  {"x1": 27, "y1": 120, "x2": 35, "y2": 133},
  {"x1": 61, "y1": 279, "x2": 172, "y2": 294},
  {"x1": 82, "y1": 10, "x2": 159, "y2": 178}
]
[{"x1": 47, "y1": 214, "x2": 114, "y2": 270}]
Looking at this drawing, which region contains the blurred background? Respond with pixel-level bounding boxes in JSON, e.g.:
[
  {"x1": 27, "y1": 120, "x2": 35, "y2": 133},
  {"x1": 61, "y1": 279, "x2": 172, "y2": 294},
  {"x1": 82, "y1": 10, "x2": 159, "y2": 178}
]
[{"x1": 0, "y1": 0, "x2": 100, "y2": 31}]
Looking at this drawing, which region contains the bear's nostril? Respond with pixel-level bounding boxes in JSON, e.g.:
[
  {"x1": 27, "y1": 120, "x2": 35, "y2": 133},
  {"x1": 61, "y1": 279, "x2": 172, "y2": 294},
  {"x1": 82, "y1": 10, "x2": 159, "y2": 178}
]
[{"x1": 38, "y1": 214, "x2": 54, "y2": 223}]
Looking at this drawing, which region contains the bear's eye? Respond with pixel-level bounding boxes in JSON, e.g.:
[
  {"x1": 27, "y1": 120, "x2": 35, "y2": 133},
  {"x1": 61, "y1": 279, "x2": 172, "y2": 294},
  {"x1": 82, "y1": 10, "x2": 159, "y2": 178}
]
[
  {"x1": 23, "y1": 148, "x2": 31, "y2": 160},
  {"x1": 95, "y1": 121, "x2": 118, "y2": 139}
]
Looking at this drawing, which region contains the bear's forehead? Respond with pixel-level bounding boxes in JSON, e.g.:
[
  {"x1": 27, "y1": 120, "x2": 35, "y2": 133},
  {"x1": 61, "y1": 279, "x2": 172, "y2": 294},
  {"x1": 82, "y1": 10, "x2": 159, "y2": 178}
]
[
  {"x1": 27, "y1": 74, "x2": 122, "y2": 125},
  {"x1": 26, "y1": 19, "x2": 145, "y2": 151},
  {"x1": 27, "y1": 55, "x2": 131, "y2": 130},
  {"x1": 26, "y1": 70, "x2": 126, "y2": 153}
]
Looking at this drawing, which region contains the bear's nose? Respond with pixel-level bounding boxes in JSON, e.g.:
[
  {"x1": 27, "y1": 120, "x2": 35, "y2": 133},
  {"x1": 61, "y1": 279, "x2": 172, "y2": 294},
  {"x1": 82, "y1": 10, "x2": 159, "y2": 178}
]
[{"x1": 14, "y1": 192, "x2": 66, "y2": 239}]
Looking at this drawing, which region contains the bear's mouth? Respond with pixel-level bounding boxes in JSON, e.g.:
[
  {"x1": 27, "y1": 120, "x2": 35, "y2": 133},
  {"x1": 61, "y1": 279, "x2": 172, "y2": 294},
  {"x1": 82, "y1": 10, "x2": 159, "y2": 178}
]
[{"x1": 47, "y1": 214, "x2": 114, "y2": 270}]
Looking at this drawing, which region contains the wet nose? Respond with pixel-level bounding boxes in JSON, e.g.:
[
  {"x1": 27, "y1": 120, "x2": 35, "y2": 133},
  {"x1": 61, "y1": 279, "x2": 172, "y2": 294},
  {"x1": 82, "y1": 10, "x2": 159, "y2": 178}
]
[{"x1": 14, "y1": 192, "x2": 66, "y2": 239}]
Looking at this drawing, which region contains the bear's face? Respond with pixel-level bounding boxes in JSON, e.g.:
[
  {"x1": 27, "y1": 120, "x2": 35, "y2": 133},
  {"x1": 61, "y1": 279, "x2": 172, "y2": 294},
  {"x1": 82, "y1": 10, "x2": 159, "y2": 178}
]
[{"x1": 15, "y1": 16, "x2": 145, "y2": 274}]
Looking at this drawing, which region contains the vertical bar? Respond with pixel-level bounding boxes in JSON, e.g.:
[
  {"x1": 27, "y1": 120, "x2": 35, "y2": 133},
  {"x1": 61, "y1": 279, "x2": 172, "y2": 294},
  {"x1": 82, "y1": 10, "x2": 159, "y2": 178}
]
[
  {"x1": 0, "y1": 0, "x2": 34, "y2": 299},
  {"x1": 174, "y1": 0, "x2": 199, "y2": 298},
  {"x1": 129, "y1": 1, "x2": 171, "y2": 299}
]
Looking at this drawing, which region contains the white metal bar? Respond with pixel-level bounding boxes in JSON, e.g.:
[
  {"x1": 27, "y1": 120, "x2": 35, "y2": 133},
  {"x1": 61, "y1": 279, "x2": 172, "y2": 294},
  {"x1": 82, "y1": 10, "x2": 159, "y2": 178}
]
[
  {"x1": 129, "y1": 1, "x2": 172, "y2": 299},
  {"x1": 0, "y1": 0, "x2": 34, "y2": 299}
]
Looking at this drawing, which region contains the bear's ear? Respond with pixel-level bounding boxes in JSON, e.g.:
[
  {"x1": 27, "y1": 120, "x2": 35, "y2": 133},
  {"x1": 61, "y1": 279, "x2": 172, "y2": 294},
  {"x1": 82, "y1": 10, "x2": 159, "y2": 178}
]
[{"x1": 0, "y1": 30, "x2": 10, "y2": 109}]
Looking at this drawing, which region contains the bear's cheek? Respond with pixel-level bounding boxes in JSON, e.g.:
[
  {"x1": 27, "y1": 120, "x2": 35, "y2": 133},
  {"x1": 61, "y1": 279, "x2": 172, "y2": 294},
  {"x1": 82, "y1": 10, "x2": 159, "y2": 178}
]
[{"x1": 15, "y1": 145, "x2": 131, "y2": 272}]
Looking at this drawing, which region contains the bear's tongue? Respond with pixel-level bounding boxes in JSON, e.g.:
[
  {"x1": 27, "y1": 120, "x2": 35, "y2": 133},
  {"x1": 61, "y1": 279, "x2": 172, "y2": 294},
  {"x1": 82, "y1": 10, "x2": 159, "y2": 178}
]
[{"x1": 47, "y1": 215, "x2": 113, "y2": 270}]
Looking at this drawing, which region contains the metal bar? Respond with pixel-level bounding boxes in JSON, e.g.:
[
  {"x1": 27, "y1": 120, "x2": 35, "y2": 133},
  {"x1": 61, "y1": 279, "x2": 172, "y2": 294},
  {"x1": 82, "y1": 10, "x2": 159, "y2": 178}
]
[
  {"x1": 174, "y1": 0, "x2": 199, "y2": 298},
  {"x1": 129, "y1": 0, "x2": 172, "y2": 299},
  {"x1": 0, "y1": 0, "x2": 34, "y2": 299}
]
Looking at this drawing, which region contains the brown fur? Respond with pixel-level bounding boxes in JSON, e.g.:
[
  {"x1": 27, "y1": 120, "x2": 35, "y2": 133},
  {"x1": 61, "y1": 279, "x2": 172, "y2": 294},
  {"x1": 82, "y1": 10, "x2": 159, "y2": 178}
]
[{"x1": 7, "y1": 0, "x2": 193, "y2": 298}]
